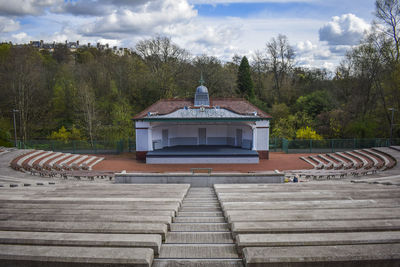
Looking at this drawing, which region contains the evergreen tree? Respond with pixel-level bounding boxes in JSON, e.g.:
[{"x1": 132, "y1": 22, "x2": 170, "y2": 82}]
[{"x1": 237, "y1": 56, "x2": 255, "y2": 100}]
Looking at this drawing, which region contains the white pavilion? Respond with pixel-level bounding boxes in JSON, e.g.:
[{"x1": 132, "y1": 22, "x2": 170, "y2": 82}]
[{"x1": 133, "y1": 81, "x2": 271, "y2": 164}]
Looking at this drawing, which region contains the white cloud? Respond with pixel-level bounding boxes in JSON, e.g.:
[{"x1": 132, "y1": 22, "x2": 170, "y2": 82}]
[
  {"x1": 0, "y1": 0, "x2": 62, "y2": 16},
  {"x1": 296, "y1": 40, "x2": 316, "y2": 52},
  {"x1": 319, "y1": 13, "x2": 370, "y2": 46},
  {"x1": 10, "y1": 32, "x2": 31, "y2": 43},
  {"x1": 189, "y1": 0, "x2": 314, "y2": 3},
  {"x1": 293, "y1": 39, "x2": 338, "y2": 70},
  {"x1": 79, "y1": 0, "x2": 197, "y2": 38},
  {"x1": 0, "y1": 17, "x2": 20, "y2": 32}
]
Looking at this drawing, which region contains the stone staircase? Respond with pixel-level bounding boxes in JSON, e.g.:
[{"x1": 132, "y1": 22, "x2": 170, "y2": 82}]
[{"x1": 153, "y1": 187, "x2": 243, "y2": 266}]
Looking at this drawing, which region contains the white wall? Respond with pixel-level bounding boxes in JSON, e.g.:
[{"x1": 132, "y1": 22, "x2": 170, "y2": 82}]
[
  {"x1": 136, "y1": 129, "x2": 149, "y2": 151},
  {"x1": 255, "y1": 120, "x2": 269, "y2": 151}
]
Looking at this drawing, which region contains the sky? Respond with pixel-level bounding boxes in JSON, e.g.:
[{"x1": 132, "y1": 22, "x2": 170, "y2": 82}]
[{"x1": 0, "y1": 0, "x2": 377, "y2": 70}]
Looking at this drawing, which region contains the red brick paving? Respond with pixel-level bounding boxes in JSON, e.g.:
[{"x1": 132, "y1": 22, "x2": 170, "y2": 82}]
[{"x1": 93, "y1": 152, "x2": 315, "y2": 173}]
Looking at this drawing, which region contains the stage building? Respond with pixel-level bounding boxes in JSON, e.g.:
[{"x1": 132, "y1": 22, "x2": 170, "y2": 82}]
[{"x1": 133, "y1": 81, "x2": 271, "y2": 164}]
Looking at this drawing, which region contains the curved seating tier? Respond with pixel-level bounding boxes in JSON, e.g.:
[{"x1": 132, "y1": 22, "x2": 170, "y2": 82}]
[
  {"x1": 0, "y1": 183, "x2": 190, "y2": 266},
  {"x1": 214, "y1": 183, "x2": 400, "y2": 266},
  {"x1": 9, "y1": 150, "x2": 111, "y2": 180},
  {"x1": 297, "y1": 147, "x2": 397, "y2": 180}
]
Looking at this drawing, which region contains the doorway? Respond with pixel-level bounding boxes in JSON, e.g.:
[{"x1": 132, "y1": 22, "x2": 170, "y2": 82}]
[
  {"x1": 199, "y1": 128, "x2": 206, "y2": 145},
  {"x1": 162, "y1": 129, "x2": 169, "y2": 147},
  {"x1": 236, "y1": 129, "x2": 242, "y2": 147}
]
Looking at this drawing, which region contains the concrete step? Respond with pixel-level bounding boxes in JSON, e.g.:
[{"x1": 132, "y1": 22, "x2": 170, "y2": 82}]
[
  {"x1": 158, "y1": 244, "x2": 239, "y2": 259},
  {"x1": 181, "y1": 204, "x2": 221, "y2": 209},
  {"x1": 0, "y1": 244, "x2": 154, "y2": 267},
  {"x1": 173, "y1": 217, "x2": 226, "y2": 223},
  {"x1": 243, "y1": 244, "x2": 400, "y2": 267},
  {"x1": 170, "y1": 223, "x2": 230, "y2": 232},
  {"x1": 152, "y1": 259, "x2": 243, "y2": 267},
  {"x1": 180, "y1": 207, "x2": 222, "y2": 212},
  {"x1": 0, "y1": 231, "x2": 162, "y2": 255},
  {"x1": 165, "y1": 232, "x2": 234, "y2": 244},
  {"x1": 186, "y1": 195, "x2": 215, "y2": 197},
  {"x1": 185, "y1": 196, "x2": 218, "y2": 199},
  {"x1": 236, "y1": 231, "x2": 400, "y2": 254},
  {"x1": 184, "y1": 199, "x2": 219, "y2": 203},
  {"x1": 177, "y1": 211, "x2": 223, "y2": 217}
]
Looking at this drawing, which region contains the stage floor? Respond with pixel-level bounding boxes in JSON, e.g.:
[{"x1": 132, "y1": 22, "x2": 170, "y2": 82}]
[
  {"x1": 146, "y1": 145, "x2": 259, "y2": 157},
  {"x1": 146, "y1": 145, "x2": 259, "y2": 164}
]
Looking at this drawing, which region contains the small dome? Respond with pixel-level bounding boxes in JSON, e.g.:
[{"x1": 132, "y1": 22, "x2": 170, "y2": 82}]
[{"x1": 196, "y1": 85, "x2": 208, "y2": 94}]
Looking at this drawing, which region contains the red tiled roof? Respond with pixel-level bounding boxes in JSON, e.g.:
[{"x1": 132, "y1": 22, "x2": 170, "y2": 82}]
[{"x1": 133, "y1": 98, "x2": 271, "y2": 119}]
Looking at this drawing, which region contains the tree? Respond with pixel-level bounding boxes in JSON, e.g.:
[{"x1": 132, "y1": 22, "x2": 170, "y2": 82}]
[
  {"x1": 266, "y1": 34, "x2": 295, "y2": 102},
  {"x1": 296, "y1": 126, "x2": 323, "y2": 140},
  {"x1": 237, "y1": 56, "x2": 255, "y2": 100},
  {"x1": 375, "y1": 0, "x2": 400, "y2": 61},
  {"x1": 295, "y1": 90, "x2": 333, "y2": 118},
  {"x1": 135, "y1": 36, "x2": 189, "y2": 98},
  {"x1": 76, "y1": 82, "x2": 97, "y2": 146}
]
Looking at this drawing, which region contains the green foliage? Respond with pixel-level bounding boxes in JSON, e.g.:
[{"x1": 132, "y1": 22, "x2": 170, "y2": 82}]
[
  {"x1": 0, "y1": 25, "x2": 399, "y2": 142},
  {"x1": 0, "y1": 117, "x2": 12, "y2": 147},
  {"x1": 344, "y1": 118, "x2": 378, "y2": 138},
  {"x1": 0, "y1": 43, "x2": 11, "y2": 62},
  {"x1": 49, "y1": 126, "x2": 82, "y2": 142},
  {"x1": 270, "y1": 103, "x2": 290, "y2": 121},
  {"x1": 296, "y1": 126, "x2": 323, "y2": 140},
  {"x1": 237, "y1": 56, "x2": 255, "y2": 100},
  {"x1": 272, "y1": 112, "x2": 313, "y2": 140},
  {"x1": 295, "y1": 90, "x2": 333, "y2": 118}
]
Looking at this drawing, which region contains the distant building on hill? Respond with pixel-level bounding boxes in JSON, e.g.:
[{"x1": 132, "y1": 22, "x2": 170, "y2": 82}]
[
  {"x1": 23, "y1": 40, "x2": 132, "y2": 55},
  {"x1": 133, "y1": 77, "x2": 271, "y2": 164}
]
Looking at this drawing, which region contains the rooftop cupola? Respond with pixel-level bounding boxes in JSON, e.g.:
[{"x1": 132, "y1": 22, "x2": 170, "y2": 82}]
[{"x1": 194, "y1": 73, "x2": 210, "y2": 107}]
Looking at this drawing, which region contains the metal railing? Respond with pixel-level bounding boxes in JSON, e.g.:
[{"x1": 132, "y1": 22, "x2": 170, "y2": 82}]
[
  {"x1": 17, "y1": 139, "x2": 136, "y2": 154},
  {"x1": 8, "y1": 137, "x2": 400, "y2": 155},
  {"x1": 275, "y1": 138, "x2": 400, "y2": 154}
]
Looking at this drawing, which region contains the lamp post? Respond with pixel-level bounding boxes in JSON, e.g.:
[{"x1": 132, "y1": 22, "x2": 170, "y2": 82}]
[
  {"x1": 12, "y1": 109, "x2": 19, "y2": 147},
  {"x1": 389, "y1": 108, "x2": 397, "y2": 145}
]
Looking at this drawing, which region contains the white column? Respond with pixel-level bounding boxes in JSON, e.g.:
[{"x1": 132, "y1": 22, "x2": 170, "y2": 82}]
[
  {"x1": 252, "y1": 126, "x2": 257, "y2": 150},
  {"x1": 148, "y1": 126, "x2": 153, "y2": 151}
]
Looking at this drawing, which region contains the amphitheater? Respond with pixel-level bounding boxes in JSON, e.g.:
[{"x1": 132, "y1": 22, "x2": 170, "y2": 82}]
[{"x1": 0, "y1": 146, "x2": 399, "y2": 266}]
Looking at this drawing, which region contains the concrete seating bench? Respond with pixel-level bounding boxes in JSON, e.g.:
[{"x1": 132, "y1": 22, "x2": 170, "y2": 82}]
[
  {"x1": 311, "y1": 155, "x2": 333, "y2": 169},
  {"x1": 0, "y1": 220, "x2": 169, "y2": 240},
  {"x1": 319, "y1": 154, "x2": 342, "y2": 169},
  {"x1": 0, "y1": 231, "x2": 162, "y2": 255},
  {"x1": 369, "y1": 148, "x2": 397, "y2": 170},
  {"x1": 225, "y1": 207, "x2": 400, "y2": 223},
  {"x1": 0, "y1": 244, "x2": 154, "y2": 267},
  {"x1": 300, "y1": 156, "x2": 322, "y2": 169},
  {"x1": 215, "y1": 183, "x2": 400, "y2": 266},
  {"x1": 230, "y1": 219, "x2": 400, "y2": 236},
  {"x1": 243, "y1": 243, "x2": 400, "y2": 267},
  {"x1": 328, "y1": 153, "x2": 352, "y2": 169},
  {"x1": 191, "y1": 168, "x2": 212, "y2": 174},
  {"x1": 336, "y1": 152, "x2": 359, "y2": 168},
  {"x1": 0, "y1": 203, "x2": 181, "y2": 213},
  {"x1": 0, "y1": 213, "x2": 173, "y2": 225},
  {"x1": 0, "y1": 208, "x2": 175, "y2": 217},
  {"x1": 236, "y1": 231, "x2": 400, "y2": 254}
]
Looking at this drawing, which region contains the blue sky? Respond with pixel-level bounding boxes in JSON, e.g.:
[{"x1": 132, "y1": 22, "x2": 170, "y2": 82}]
[{"x1": 0, "y1": 0, "x2": 377, "y2": 70}]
